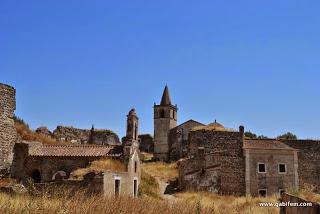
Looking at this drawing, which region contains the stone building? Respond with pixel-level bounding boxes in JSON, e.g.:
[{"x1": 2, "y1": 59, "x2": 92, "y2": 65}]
[
  {"x1": 0, "y1": 83, "x2": 18, "y2": 176},
  {"x1": 152, "y1": 85, "x2": 320, "y2": 196},
  {"x1": 243, "y1": 139, "x2": 299, "y2": 197},
  {"x1": 0, "y1": 82, "x2": 141, "y2": 197}
]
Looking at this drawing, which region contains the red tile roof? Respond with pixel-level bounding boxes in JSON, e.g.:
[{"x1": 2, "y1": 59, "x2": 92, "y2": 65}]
[
  {"x1": 28, "y1": 144, "x2": 122, "y2": 157},
  {"x1": 243, "y1": 139, "x2": 296, "y2": 150}
]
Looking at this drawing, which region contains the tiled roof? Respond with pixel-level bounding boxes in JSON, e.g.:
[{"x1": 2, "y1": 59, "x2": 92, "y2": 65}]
[
  {"x1": 28, "y1": 144, "x2": 123, "y2": 157},
  {"x1": 243, "y1": 139, "x2": 296, "y2": 150}
]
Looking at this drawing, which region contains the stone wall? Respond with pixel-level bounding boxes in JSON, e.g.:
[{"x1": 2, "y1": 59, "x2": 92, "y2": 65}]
[
  {"x1": 138, "y1": 134, "x2": 154, "y2": 153},
  {"x1": 281, "y1": 140, "x2": 320, "y2": 193},
  {"x1": 0, "y1": 83, "x2": 18, "y2": 176},
  {"x1": 168, "y1": 120, "x2": 204, "y2": 162},
  {"x1": 179, "y1": 129, "x2": 246, "y2": 195},
  {"x1": 52, "y1": 126, "x2": 120, "y2": 145}
]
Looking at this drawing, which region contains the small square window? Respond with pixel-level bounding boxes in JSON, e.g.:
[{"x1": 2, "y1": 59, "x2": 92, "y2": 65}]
[
  {"x1": 279, "y1": 164, "x2": 286, "y2": 174},
  {"x1": 258, "y1": 189, "x2": 267, "y2": 197},
  {"x1": 258, "y1": 163, "x2": 266, "y2": 173}
]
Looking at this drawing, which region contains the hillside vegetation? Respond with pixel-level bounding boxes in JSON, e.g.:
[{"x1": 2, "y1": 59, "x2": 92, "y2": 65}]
[{"x1": 14, "y1": 116, "x2": 63, "y2": 144}]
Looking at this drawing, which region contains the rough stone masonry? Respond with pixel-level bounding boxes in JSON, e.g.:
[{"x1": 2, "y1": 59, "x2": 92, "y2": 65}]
[{"x1": 0, "y1": 83, "x2": 18, "y2": 176}]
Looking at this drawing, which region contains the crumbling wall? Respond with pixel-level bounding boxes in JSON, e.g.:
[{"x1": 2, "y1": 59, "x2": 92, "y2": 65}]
[
  {"x1": 168, "y1": 120, "x2": 204, "y2": 162},
  {"x1": 281, "y1": 140, "x2": 320, "y2": 193},
  {"x1": 179, "y1": 130, "x2": 246, "y2": 195},
  {"x1": 138, "y1": 134, "x2": 154, "y2": 153},
  {"x1": 0, "y1": 83, "x2": 18, "y2": 175}
]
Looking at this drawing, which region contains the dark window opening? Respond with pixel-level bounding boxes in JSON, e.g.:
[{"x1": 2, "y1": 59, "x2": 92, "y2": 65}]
[
  {"x1": 173, "y1": 111, "x2": 175, "y2": 119},
  {"x1": 31, "y1": 169, "x2": 41, "y2": 183},
  {"x1": 160, "y1": 110, "x2": 165, "y2": 118},
  {"x1": 259, "y1": 189, "x2": 267, "y2": 197},
  {"x1": 279, "y1": 164, "x2": 286, "y2": 173},
  {"x1": 134, "y1": 161, "x2": 137, "y2": 173},
  {"x1": 134, "y1": 124, "x2": 138, "y2": 140},
  {"x1": 133, "y1": 180, "x2": 138, "y2": 197},
  {"x1": 115, "y1": 179, "x2": 120, "y2": 196},
  {"x1": 258, "y1": 163, "x2": 266, "y2": 173}
]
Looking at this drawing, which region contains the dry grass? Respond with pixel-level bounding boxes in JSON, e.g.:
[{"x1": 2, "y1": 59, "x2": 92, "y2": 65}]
[
  {"x1": 15, "y1": 121, "x2": 59, "y2": 145},
  {"x1": 289, "y1": 185, "x2": 320, "y2": 203},
  {"x1": 0, "y1": 178, "x2": 16, "y2": 187},
  {"x1": 142, "y1": 162, "x2": 178, "y2": 181},
  {"x1": 140, "y1": 152, "x2": 153, "y2": 162},
  {"x1": 70, "y1": 158, "x2": 127, "y2": 180},
  {"x1": 174, "y1": 192, "x2": 279, "y2": 214},
  {"x1": 0, "y1": 190, "x2": 215, "y2": 214},
  {"x1": 139, "y1": 169, "x2": 161, "y2": 199}
]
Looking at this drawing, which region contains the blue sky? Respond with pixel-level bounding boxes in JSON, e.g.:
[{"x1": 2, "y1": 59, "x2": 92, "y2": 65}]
[{"x1": 1, "y1": 0, "x2": 320, "y2": 139}]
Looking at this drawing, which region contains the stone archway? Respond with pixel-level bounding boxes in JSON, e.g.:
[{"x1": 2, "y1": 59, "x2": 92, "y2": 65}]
[{"x1": 52, "y1": 170, "x2": 67, "y2": 181}]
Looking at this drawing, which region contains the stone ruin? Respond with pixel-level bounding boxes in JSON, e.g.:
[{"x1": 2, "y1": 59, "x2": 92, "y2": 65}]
[{"x1": 0, "y1": 83, "x2": 18, "y2": 176}]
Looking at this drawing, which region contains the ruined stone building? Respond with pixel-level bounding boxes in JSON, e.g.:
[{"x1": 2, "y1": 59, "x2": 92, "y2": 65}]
[
  {"x1": 153, "y1": 86, "x2": 320, "y2": 196},
  {"x1": 0, "y1": 83, "x2": 18, "y2": 176},
  {"x1": 0, "y1": 82, "x2": 141, "y2": 197}
]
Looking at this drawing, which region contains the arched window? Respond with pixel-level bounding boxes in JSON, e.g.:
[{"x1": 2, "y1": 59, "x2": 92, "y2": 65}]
[
  {"x1": 31, "y1": 169, "x2": 41, "y2": 183},
  {"x1": 160, "y1": 109, "x2": 165, "y2": 118}
]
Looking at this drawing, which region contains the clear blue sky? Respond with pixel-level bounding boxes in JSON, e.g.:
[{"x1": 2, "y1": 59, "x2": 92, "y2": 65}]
[{"x1": 1, "y1": 0, "x2": 319, "y2": 139}]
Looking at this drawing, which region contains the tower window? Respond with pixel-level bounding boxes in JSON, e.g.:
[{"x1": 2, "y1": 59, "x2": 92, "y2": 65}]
[
  {"x1": 258, "y1": 163, "x2": 266, "y2": 173},
  {"x1": 160, "y1": 110, "x2": 165, "y2": 118}
]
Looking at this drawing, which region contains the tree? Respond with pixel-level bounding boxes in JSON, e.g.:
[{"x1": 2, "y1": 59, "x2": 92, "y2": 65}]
[
  {"x1": 257, "y1": 135, "x2": 268, "y2": 139},
  {"x1": 277, "y1": 132, "x2": 297, "y2": 140},
  {"x1": 245, "y1": 131, "x2": 257, "y2": 139}
]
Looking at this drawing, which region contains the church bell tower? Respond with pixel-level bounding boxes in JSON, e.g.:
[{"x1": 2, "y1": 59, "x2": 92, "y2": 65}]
[{"x1": 153, "y1": 85, "x2": 177, "y2": 161}]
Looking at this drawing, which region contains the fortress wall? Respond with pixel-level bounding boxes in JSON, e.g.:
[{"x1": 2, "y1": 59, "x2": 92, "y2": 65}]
[
  {"x1": 281, "y1": 140, "x2": 320, "y2": 193},
  {"x1": 0, "y1": 83, "x2": 18, "y2": 175}
]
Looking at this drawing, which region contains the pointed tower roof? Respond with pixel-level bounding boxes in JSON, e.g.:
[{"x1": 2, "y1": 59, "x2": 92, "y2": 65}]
[{"x1": 160, "y1": 85, "x2": 172, "y2": 105}]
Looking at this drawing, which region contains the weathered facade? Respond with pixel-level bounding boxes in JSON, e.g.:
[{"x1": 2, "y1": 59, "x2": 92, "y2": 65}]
[
  {"x1": 178, "y1": 124, "x2": 246, "y2": 195},
  {"x1": 11, "y1": 142, "x2": 122, "y2": 182},
  {"x1": 243, "y1": 139, "x2": 299, "y2": 196},
  {"x1": 0, "y1": 83, "x2": 18, "y2": 176}
]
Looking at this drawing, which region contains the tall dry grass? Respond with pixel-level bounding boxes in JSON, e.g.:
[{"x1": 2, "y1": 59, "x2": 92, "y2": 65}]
[
  {"x1": 70, "y1": 158, "x2": 127, "y2": 180},
  {"x1": 142, "y1": 162, "x2": 178, "y2": 181},
  {"x1": 174, "y1": 192, "x2": 279, "y2": 214},
  {"x1": 0, "y1": 189, "x2": 216, "y2": 214},
  {"x1": 288, "y1": 185, "x2": 320, "y2": 203},
  {"x1": 139, "y1": 169, "x2": 161, "y2": 199},
  {"x1": 15, "y1": 119, "x2": 59, "y2": 145}
]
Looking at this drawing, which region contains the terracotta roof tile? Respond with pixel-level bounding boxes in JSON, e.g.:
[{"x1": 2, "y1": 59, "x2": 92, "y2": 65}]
[
  {"x1": 28, "y1": 144, "x2": 122, "y2": 157},
  {"x1": 243, "y1": 139, "x2": 296, "y2": 150}
]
